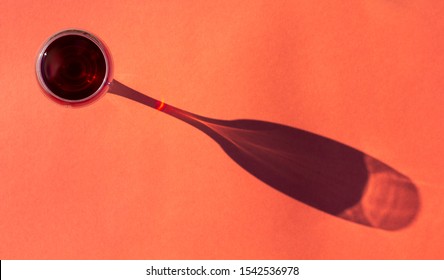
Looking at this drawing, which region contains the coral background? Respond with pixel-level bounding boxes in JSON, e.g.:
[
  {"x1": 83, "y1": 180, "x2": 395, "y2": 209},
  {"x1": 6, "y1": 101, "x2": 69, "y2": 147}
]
[{"x1": 1, "y1": 0, "x2": 443, "y2": 259}]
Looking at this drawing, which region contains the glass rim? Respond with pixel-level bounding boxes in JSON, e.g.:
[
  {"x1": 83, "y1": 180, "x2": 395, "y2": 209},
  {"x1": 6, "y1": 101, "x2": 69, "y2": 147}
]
[{"x1": 35, "y1": 29, "x2": 113, "y2": 106}]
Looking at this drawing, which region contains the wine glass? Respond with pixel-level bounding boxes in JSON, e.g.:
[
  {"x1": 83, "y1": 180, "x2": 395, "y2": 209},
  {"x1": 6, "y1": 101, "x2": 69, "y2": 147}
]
[
  {"x1": 35, "y1": 29, "x2": 420, "y2": 230},
  {"x1": 36, "y1": 29, "x2": 113, "y2": 106}
]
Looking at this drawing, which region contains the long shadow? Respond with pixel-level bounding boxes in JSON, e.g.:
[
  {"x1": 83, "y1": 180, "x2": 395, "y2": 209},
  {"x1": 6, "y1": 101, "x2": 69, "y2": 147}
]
[{"x1": 109, "y1": 80, "x2": 420, "y2": 231}]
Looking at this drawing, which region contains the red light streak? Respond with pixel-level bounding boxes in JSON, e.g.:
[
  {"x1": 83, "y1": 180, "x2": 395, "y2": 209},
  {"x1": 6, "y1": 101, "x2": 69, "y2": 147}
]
[{"x1": 157, "y1": 99, "x2": 165, "y2": 111}]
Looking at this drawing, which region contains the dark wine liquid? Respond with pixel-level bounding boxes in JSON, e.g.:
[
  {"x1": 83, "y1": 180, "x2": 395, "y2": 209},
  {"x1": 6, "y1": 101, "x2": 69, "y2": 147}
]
[{"x1": 40, "y1": 35, "x2": 107, "y2": 101}]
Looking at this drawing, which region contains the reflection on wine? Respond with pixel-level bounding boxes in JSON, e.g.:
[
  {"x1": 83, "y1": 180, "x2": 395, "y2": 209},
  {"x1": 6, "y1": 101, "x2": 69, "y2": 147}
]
[{"x1": 35, "y1": 29, "x2": 420, "y2": 230}]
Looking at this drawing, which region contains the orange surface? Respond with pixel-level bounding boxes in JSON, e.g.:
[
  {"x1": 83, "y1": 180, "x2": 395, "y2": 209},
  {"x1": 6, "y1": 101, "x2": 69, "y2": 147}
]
[{"x1": 1, "y1": 0, "x2": 443, "y2": 259}]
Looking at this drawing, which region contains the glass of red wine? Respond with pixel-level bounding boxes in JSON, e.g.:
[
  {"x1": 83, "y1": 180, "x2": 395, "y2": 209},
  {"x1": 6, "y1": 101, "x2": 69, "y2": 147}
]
[
  {"x1": 36, "y1": 29, "x2": 113, "y2": 106},
  {"x1": 35, "y1": 29, "x2": 419, "y2": 231}
]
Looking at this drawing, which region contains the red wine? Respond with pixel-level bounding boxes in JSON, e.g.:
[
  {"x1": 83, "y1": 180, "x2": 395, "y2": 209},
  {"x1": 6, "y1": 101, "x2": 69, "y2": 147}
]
[{"x1": 36, "y1": 30, "x2": 112, "y2": 106}]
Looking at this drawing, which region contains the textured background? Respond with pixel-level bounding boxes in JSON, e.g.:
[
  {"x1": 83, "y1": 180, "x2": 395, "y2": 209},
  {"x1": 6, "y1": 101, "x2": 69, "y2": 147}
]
[{"x1": 1, "y1": 0, "x2": 443, "y2": 259}]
